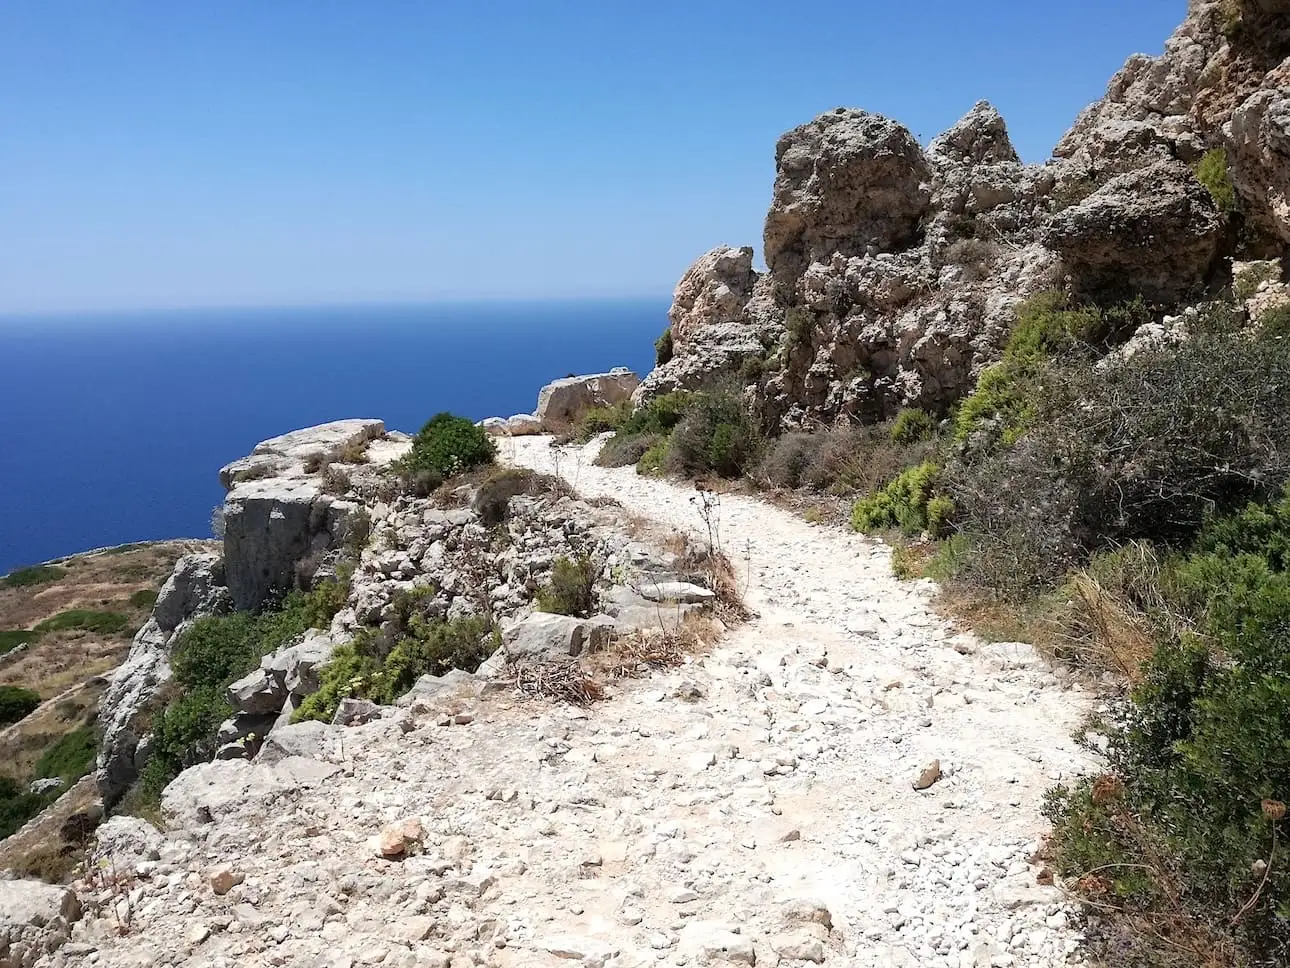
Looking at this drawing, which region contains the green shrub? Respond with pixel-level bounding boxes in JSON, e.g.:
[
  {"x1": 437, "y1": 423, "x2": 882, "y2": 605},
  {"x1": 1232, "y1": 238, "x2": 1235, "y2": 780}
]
[
  {"x1": 0, "y1": 630, "x2": 39, "y2": 656},
  {"x1": 296, "y1": 616, "x2": 497, "y2": 724},
  {"x1": 953, "y1": 292, "x2": 1100, "y2": 443},
  {"x1": 0, "y1": 564, "x2": 67, "y2": 589},
  {"x1": 34, "y1": 727, "x2": 96, "y2": 785},
  {"x1": 636, "y1": 438, "x2": 669, "y2": 475},
  {"x1": 596, "y1": 432, "x2": 663, "y2": 468},
  {"x1": 785, "y1": 307, "x2": 815, "y2": 347},
  {"x1": 33, "y1": 609, "x2": 130, "y2": 636},
  {"x1": 536, "y1": 555, "x2": 600, "y2": 617},
  {"x1": 472, "y1": 468, "x2": 538, "y2": 526},
  {"x1": 890, "y1": 409, "x2": 935, "y2": 444},
  {"x1": 139, "y1": 580, "x2": 349, "y2": 800},
  {"x1": 851, "y1": 462, "x2": 943, "y2": 535},
  {"x1": 1195, "y1": 147, "x2": 1236, "y2": 214},
  {"x1": 0, "y1": 776, "x2": 49, "y2": 839},
  {"x1": 397, "y1": 412, "x2": 496, "y2": 479},
  {"x1": 946, "y1": 331, "x2": 1290, "y2": 593},
  {"x1": 1047, "y1": 490, "x2": 1290, "y2": 961},
  {"x1": 573, "y1": 400, "x2": 633, "y2": 441},
  {"x1": 129, "y1": 589, "x2": 159, "y2": 609},
  {"x1": 616, "y1": 392, "x2": 690, "y2": 437},
  {"x1": 655, "y1": 327, "x2": 674, "y2": 366},
  {"x1": 0, "y1": 685, "x2": 41, "y2": 725},
  {"x1": 663, "y1": 390, "x2": 762, "y2": 479},
  {"x1": 1260, "y1": 303, "x2": 1290, "y2": 340}
]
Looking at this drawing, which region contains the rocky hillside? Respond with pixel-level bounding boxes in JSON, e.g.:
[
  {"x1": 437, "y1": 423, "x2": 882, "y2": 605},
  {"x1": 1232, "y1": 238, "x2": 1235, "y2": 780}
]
[{"x1": 641, "y1": 0, "x2": 1290, "y2": 430}]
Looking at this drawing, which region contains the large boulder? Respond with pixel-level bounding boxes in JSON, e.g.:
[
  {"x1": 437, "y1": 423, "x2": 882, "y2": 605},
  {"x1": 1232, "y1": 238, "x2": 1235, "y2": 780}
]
[
  {"x1": 534, "y1": 369, "x2": 640, "y2": 431},
  {"x1": 501, "y1": 612, "x2": 617, "y2": 661},
  {"x1": 261, "y1": 631, "x2": 336, "y2": 698},
  {"x1": 95, "y1": 619, "x2": 172, "y2": 803},
  {"x1": 152, "y1": 552, "x2": 230, "y2": 634},
  {"x1": 0, "y1": 879, "x2": 81, "y2": 968},
  {"x1": 221, "y1": 476, "x2": 324, "y2": 612},
  {"x1": 764, "y1": 108, "x2": 931, "y2": 283},
  {"x1": 1044, "y1": 160, "x2": 1224, "y2": 301}
]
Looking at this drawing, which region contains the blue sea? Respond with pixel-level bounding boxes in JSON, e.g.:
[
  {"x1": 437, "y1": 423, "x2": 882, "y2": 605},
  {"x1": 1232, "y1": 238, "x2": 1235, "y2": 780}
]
[{"x1": 0, "y1": 300, "x2": 667, "y2": 575}]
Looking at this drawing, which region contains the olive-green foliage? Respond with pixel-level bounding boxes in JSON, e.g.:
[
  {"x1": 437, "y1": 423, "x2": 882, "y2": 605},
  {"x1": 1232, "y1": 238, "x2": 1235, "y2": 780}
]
[
  {"x1": 33, "y1": 609, "x2": 130, "y2": 636},
  {"x1": 1047, "y1": 488, "x2": 1290, "y2": 960},
  {"x1": 784, "y1": 307, "x2": 815, "y2": 347},
  {"x1": 756, "y1": 423, "x2": 927, "y2": 496},
  {"x1": 636, "y1": 438, "x2": 669, "y2": 476},
  {"x1": 0, "y1": 630, "x2": 39, "y2": 656},
  {"x1": 890, "y1": 409, "x2": 935, "y2": 445},
  {"x1": 655, "y1": 327, "x2": 674, "y2": 366},
  {"x1": 295, "y1": 615, "x2": 496, "y2": 724},
  {"x1": 954, "y1": 292, "x2": 1101, "y2": 442},
  {"x1": 0, "y1": 564, "x2": 67, "y2": 588},
  {"x1": 851, "y1": 462, "x2": 946, "y2": 536},
  {"x1": 573, "y1": 400, "x2": 633, "y2": 442},
  {"x1": 536, "y1": 555, "x2": 600, "y2": 617},
  {"x1": 1195, "y1": 147, "x2": 1236, "y2": 214},
  {"x1": 0, "y1": 685, "x2": 41, "y2": 725},
  {"x1": 397, "y1": 412, "x2": 496, "y2": 479},
  {"x1": 34, "y1": 727, "x2": 96, "y2": 785},
  {"x1": 945, "y1": 330, "x2": 1290, "y2": 593},
  {"x1": 663, "y1": 390, "x2": 762, "y2": 479},
  {"x1": 595, "y1": 393, "x2": 692, "y2": 469},
  {"x1": 129, "y1": 589, "x2": 159, "y2": 609},
  {"x1": 1260, "y1": 303, "x2": 1290, "y2": 340},
  {"x1": 0, "y1": 776, "x2": 51, "y2": 839},
  {"x1": 137, "y1": 580, "x2": 349, "y2": 803}
]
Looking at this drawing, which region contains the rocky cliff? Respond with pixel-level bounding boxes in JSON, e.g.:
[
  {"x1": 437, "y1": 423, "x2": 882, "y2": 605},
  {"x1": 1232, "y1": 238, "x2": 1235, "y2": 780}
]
[{"x1": 640, "y1": 0, "x2": 1290, "y2": 430}]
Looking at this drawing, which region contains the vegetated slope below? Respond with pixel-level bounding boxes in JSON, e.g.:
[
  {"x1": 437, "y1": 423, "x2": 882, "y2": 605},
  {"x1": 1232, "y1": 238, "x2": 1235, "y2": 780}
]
[{"x1": 55, "y1": 435, "x2": 1091, "y2": 968}]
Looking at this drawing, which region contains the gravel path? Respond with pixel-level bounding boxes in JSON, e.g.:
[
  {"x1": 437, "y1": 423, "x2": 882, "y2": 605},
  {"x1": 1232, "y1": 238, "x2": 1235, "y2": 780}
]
[{"x1": 54, "y1": 437, "x2": 1093, "y2": 968}]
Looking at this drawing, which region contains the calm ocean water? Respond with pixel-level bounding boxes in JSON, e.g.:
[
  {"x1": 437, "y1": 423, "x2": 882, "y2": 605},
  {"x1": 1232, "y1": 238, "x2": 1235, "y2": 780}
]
[{"x1": 0, "y1": 300, "x2": 667, "y2": 574}]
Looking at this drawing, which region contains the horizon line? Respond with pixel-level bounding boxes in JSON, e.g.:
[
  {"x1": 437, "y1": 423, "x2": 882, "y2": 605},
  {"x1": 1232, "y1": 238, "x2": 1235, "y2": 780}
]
[{"x1": 0, "y1": 292, "x2": 673, "y2": 321}]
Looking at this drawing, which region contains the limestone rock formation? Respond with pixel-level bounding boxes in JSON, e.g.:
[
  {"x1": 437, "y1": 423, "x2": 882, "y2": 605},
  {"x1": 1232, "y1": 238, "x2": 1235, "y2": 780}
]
[
  {"x1": 1044, "y1": 160, "x2": 1225, "y2": 301},
  {"x1": 533, "y1": 368, "x2": 640, "y2": 430},
  {"x1": 0, "y1": 879, "x2": 81, "y2": 967},
  {"x1": 638, "y1": 1, "x2": 1289, "y2": 431}
]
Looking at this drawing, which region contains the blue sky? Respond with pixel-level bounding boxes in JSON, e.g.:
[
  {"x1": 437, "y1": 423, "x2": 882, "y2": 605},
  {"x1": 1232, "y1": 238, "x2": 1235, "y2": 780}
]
[{"x1": 0, "y1": 1, "x2": 1184, "y2": 314}]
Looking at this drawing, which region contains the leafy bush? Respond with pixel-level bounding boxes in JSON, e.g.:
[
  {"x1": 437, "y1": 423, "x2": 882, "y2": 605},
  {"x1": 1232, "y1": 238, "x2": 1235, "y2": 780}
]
[
  {"x1": 472, "y1": 468, "x2": 538, "y2": 526},
  {"x1": 756, "y1": 423, "x2": 929, "y2": 496},
  {"x1": 1235, "y1": 260, "x2": 1281, "y2": 302},
  {"x1": 137, "y1": 580, "x2": 349, "y2": 801},
  {"x1": 34, "y1": 727, "x2": 96, "y2": 785},
  {"x1": 655, "y1": 327, "x2": 674, "y2": 366},
  {"x1": 890, "y1": 409, "x2": 935, "y2": 444},
  {"x1": 946, "y1": 331, "x2": 1290, "y2": 594},
  {"x1": 663, "y1": 390, "x2": 762, "y2": 479},
  {"x1": 33, "y1": 609, "x2": 130, "y2": 636},
  {"x1": 596, "y1": 432, "x2": 663, "y2": 468},
  {"x1": 851, "y1": 462, "x2": 945, "y2": 535},
  {"x1": 1047, "y1": 489, "x2": 1290, "y2": 962},
  {"x1": 572, "y1": 400, "x2": 633, "y2": 442},
  {"x1": 785, "y1": 307, "x2": 815, "y2": 347},
  {"x1": 296, "y1": 616, "x2": 497, "y2": 723},
  {"x1": 636, "y1": 438, "x2": 669, "y2": 475},
  {"x1": 1260, "y1": 302, "x2": 1290, "y2": 340},
  {"x1": 0, "y1": 564, "x2": 67, "y2": 588},
  {"x1": 0, "y1": 630, "x2": 39, "y2": 656},
  {"x1": 397, "y1": 412, "x2": 496, "y2": 479},
  {"x1": 1195, "y1": 147, "x2": 1236, "y2": 214},
  {"x1": 0, "y1": 776, "x2": 49, "y2": 839},
  {"x1": 954, "y1": 292, "x2": 1101, "y2": 443},
  {"x1": 536, "y1": 555, "x2": 601, "y2": 617},
  {"x1": 129, "y1": 589, "x2": 159, "y2": 609},
  {"x1": 0, "y1": 685, "x2": 41, "y2": 725}
]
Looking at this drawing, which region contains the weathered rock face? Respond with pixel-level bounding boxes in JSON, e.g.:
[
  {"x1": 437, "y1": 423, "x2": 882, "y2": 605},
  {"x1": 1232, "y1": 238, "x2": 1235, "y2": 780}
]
[
  {"x1": 764, "y1": 109, "x2": 931, "y2": 282},
  {"x1": 0, "y1": 879, "x2": 81, "y2": 967},
  {"x1": 222, "y1": 477, "x2": 324, "y2": 612},
  {"x1": 219, "y1": 418, "x2": 385, "y2": 489},
  {"x1": 534, "y1": 368, "x2": 640, "y2": 430},
  {"x1": 639, "y1": 3, "x2": 1289, "y2": 430},
  {"x1": 1045, "y1": 160, "x2": 1225, "y2": 301}
]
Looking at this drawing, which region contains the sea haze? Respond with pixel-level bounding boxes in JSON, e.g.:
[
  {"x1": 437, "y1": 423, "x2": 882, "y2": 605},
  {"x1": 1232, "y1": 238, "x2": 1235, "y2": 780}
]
[{"x1": 0, "y1": 300, "x2": 666, "y2": 574}]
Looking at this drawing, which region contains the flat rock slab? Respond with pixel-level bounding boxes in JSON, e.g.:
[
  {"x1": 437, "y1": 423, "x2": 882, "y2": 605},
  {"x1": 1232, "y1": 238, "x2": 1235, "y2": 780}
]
[
  {"x1": 639, "y1": 581, "x2": 716, "y2": 604},
  {"x1": 253, "y1": 419, "x2": 386, "y2": 461}
]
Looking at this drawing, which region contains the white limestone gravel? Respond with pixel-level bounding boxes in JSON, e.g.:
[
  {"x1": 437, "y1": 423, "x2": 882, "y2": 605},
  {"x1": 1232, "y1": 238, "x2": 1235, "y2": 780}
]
[{"x1": 47, "y1": 435, "x2": 1093, "y2": 968}]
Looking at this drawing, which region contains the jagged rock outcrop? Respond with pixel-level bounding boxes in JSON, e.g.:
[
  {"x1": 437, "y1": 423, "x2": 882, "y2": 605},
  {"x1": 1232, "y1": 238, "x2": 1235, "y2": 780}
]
[
  {"x1": 1045, "y1": 160, "x2": 1225, "y2": 300},
  {"x1": 638, "y1": 2, "x2": 1289, "y2": 430},
  {"x1": 486, "y1": 369, "x2": 642, "y2": 434}
]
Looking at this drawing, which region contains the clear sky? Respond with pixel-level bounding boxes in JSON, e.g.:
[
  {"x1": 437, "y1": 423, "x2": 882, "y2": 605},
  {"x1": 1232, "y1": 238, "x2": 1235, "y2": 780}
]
[{"x1": 0, "y1": 1, "x2": 1185, "y2": 314}]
